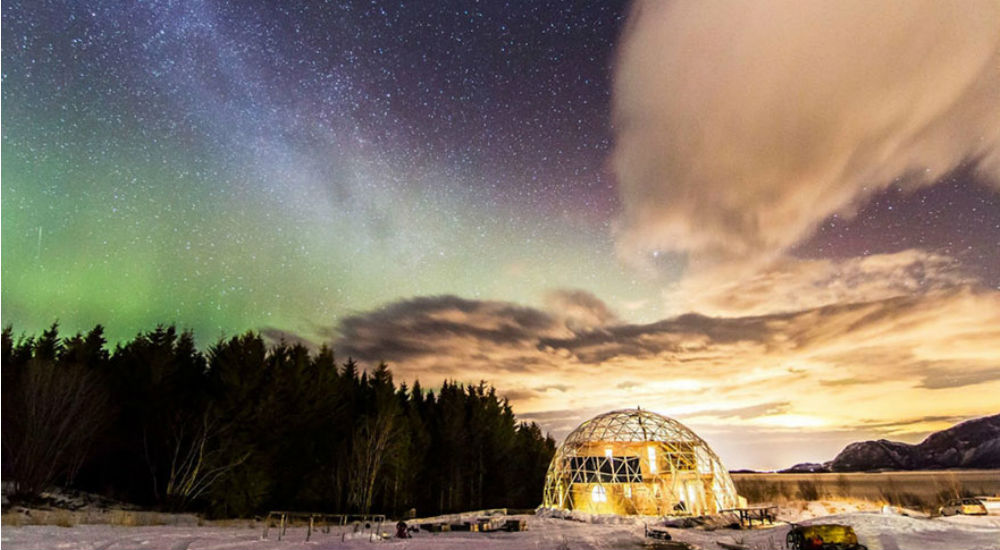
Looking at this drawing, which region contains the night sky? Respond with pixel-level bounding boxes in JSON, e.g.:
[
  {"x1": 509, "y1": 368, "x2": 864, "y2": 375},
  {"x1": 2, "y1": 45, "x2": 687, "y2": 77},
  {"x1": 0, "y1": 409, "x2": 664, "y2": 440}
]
[
  {"x1": 3, "y1": 0, "x2": 999, "y2": 469},
  {"x1": 3, "y1": 0, "x2": 656, "y2": 339}
]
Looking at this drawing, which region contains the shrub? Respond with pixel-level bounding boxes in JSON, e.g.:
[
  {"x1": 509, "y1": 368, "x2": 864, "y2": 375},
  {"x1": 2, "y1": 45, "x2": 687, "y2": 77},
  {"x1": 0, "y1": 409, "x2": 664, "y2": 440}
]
[
  {"x1": 52, "y1": 510, "x2": 75, "y2": 528},
  {"x1": 2, "y1": 361, "x2": 110, "y2": 500},
  {"x1": 2, "y1": 512, "x2": 26, "y2": 527},
  {"x1": 834, "y1": 474, "x2": 851, "y2": 498},
  {"x1": 735, "y1": 478, "x2": 775, "y2": 503},
  {"x1": 881, "y1": 489, "x2": 929, "y2": 511},
  {"x1": 797, "y1": 480, "x2": 820, "y2": 501}
]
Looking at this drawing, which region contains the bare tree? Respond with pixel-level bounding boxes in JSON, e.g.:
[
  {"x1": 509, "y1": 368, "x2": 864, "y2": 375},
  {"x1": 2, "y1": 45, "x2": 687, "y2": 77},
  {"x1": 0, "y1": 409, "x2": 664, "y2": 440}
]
[
  {"x1": 2, "y1": 361, "x2": 110, "y2": 499},
  {"x1": 160, "y1": 410, "x2": 250, "y2": 511},
  {"x1": 348, "y1": 409, "x2": 397, "y2": 515}
]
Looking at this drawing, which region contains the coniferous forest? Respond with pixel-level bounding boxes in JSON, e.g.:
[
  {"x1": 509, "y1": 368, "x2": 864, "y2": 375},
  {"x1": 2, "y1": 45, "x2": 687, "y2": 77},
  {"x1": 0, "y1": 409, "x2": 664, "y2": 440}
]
[{"x1": 1, "y1": 324, "x2": 556, "y2": 518}]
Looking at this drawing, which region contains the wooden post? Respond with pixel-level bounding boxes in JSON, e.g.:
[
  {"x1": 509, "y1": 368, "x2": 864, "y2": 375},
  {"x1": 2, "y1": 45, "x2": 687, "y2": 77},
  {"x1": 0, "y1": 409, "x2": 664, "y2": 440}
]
[
  {"x1": 307, "y1": 515, "x2": 314, "y2": 541},
  {"x1": 279, "y1": 513, "x2": 287, "y2": 540}
]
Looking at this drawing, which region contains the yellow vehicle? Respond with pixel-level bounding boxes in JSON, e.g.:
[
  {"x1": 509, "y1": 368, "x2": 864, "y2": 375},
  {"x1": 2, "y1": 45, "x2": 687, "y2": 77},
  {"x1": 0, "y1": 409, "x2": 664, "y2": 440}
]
[
  {"x1": 785, "y1": 523, "x2": 867, "y2": 550},
  {"x1": 939, "y1": 498, "x2": 988, "y2": 516},
  {"x1": 975, "y1": 496, "x2": 1000, "y2": 515}
]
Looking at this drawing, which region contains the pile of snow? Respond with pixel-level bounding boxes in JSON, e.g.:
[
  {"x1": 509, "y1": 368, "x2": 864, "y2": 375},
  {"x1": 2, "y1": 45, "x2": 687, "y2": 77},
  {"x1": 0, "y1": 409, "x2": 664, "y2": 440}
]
[
  {"x1": 809, "y1": 512, "x2": 1000, "y2": 550},
  {"x1": 880, "y1": 504, "x2": 930, "y2": 518},
  {"x1": 535, "y1": 507, "x2": 646, "y2": 525},
  {"x1": 777, "y1": 499, "x2": 874, "y2": 523}
]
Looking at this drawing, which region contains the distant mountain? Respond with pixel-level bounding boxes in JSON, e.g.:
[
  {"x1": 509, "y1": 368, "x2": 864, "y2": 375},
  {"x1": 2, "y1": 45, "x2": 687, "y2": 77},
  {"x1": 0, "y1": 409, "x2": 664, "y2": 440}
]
[
  {"x1": 781, "y1": 414, "x2": 1000, "y2": 473},
  {"x1": 780, "y1": 462, "x2": 829, "y2": 473},
  {"x1": 829, "y1": 439, "x2": 918, "y2": 471}
]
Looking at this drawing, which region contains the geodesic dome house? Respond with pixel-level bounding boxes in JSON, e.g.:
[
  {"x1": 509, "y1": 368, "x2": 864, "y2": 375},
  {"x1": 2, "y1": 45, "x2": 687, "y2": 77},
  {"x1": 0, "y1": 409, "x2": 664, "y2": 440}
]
[{"x1": 542, "y1": 409, "x2": 742, "y2": 516}]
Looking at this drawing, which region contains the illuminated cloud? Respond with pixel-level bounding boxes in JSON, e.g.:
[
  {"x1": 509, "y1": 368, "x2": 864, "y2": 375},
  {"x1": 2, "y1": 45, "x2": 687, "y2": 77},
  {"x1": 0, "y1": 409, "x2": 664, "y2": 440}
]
[
  {"x1": 611, "y1": 0, "x2": 1000, "y2": 273},
  {"x1": 670, "y1": 249, "x2": 977, "y2": 316},
  {"x1": 333, "y1": 286, "x2": 1000, "y2": 469},
  {"x1": 543, "y1": 288, "x2": 619, "y2": 332}
]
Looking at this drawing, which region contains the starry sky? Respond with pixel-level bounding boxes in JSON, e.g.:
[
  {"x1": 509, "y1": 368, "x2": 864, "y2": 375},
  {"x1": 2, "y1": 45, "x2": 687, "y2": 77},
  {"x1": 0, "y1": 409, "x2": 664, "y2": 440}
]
[{"x1": 3, "y1": 0, "x2": 1000, "y2": 469}]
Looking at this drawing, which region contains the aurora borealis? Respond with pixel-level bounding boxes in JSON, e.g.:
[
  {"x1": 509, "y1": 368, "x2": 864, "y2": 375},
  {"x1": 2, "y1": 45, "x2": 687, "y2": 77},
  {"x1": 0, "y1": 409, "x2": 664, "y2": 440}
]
[
  {"x1": 3, "y1": 0, "x2": 658, "y2": 340},
  {"x1": 3, "y1": 0, "x2": 1000, "y2": 469}
]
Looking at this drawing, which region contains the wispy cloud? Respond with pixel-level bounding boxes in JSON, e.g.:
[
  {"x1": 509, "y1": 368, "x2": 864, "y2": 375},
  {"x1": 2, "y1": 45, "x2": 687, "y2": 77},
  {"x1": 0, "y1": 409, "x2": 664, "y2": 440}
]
[
  {"x1": 260, "y1": 327, "x2": 319, "y2": 349},
  {"x1": 328, "y1": 286, "x2": 1000, "y2": 468},
  {"x1": 543, "y1": 288, "x2": 619, "y2": 332},
  {"x1": 669, "y1": 249, "x2": 978, "y2": 316}
]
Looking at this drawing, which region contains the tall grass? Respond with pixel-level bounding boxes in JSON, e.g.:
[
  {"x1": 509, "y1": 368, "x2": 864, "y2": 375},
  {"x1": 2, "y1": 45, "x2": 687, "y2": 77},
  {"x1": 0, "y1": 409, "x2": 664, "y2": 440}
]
[
  {"x1": 796, "y1": 480, "x2": 820, "y2": 501},
  {"x1": 1, "y1": 508, "x2": 200, "y2": 527},
  {"x1": 732, "y1": 471, "x2": 1000, "y2": 513}
]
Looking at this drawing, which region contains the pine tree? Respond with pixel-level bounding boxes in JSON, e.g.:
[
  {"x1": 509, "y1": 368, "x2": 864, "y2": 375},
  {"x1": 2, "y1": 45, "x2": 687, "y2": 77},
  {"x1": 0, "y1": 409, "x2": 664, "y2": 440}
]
[{"x1": 1, "y1": 323, "x2": 557, "y2": 516}]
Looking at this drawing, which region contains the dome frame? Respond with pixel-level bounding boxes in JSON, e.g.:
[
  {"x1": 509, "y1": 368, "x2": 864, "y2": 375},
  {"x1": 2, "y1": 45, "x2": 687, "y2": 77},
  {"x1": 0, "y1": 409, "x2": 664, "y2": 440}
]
[{"x1": 542, "y1": 408, "x2": 741, "y2": 516}]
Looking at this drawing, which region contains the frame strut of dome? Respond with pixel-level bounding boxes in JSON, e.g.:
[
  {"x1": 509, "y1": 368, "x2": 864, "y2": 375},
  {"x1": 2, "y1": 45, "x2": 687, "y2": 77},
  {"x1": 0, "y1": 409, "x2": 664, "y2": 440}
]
[{"x1": 542, "y1": 408, "x2": 741, "y2": 516}]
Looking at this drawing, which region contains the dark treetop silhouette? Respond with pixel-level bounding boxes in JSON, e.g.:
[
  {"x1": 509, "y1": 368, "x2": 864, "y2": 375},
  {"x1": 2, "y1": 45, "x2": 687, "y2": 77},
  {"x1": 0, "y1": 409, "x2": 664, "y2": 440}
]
[{"x1": 2, "y1": 323, "x2": 555, "y2": 518}]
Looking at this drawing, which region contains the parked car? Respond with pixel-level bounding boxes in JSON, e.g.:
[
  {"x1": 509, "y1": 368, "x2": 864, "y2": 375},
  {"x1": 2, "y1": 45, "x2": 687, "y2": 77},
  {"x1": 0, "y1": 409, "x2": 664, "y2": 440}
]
[
  {"x1": 939, "y1": 498, "x2": 988, "y2": 516},
  {"x1": 786, "y1": 523, "x2": 867, "y2": 550}
]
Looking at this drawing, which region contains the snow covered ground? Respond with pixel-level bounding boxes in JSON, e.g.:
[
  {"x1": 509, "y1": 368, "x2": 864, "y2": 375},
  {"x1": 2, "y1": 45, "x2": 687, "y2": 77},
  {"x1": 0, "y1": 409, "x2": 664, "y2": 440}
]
[{"x1": 3, "y1": 511, "x2": 999, "y2": 550}]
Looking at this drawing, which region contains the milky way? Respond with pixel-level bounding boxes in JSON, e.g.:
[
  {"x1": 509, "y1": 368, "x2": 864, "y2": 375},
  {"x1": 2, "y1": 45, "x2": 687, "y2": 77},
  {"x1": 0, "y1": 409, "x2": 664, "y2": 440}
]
[{"x1": 3, "y1": 0, "x2": 666, "y2": 340}]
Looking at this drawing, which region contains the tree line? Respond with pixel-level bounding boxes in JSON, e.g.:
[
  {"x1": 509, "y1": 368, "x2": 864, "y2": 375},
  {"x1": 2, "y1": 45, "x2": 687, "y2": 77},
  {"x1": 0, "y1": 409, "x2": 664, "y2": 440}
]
[{"x1": 1, "y1": 323, "x2": 556, "y2": 518}]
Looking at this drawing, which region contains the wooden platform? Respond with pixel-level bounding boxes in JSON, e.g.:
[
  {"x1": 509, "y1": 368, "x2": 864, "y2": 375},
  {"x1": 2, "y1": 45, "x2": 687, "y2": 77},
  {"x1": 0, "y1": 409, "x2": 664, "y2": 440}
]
[
  {"x1": 417, "y1": 515, "x2": 525, "y2": 533},
  {"x1": 721, "y1": 505, "x2": 778, "y2": 527}
]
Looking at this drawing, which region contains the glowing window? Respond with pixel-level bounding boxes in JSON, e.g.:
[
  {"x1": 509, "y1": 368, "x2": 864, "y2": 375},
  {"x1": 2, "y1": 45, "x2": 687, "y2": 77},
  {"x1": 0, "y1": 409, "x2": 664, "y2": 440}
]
[
  {"x1": 591, "y1": 485, "x2": 607, "y2": 503},
  {"x1": 648, "y1": 446, "x2": 658, "y2": 473},
  {"x1": 624, "y1": 485, "x2": 632, "y2": 498},
  {"x1": 604, "y1": 447, "x2": 613, "y2": 457}
]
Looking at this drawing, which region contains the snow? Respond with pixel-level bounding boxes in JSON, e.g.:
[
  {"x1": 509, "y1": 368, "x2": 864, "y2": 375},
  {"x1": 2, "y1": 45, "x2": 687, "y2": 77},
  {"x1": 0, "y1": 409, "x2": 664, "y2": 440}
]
[
  {"x1": 3, "y1": 511, "x2": 999, "y2": 550},
  {"x1": 776, "y1": 499, "x2": 871, "y2": 524}
]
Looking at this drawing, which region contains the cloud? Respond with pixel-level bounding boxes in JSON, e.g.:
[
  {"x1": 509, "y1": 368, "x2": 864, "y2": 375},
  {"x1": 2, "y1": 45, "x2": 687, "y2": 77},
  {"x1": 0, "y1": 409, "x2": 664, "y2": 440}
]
[
  {"x1": 916, "y1": 365, "x2": 1000, "y2": 390},
  {"x1": 334, "y1": 295, "x2": 569, "y2": 381},
  {"x1": 681, "y1": 401, "x2": 791, "y2": 421},
  {"x1": 855, "y1": 415, "x2": 979, "y2": 431},
  {"x1": 260, "y1": 327, "x2": 318, "y2": 349},
  {"x1": 671, "y1": 249, "x2": 977, "y2": 316},
  {"x1": 329, "y1": 286, "x2": 1000, "y2": 467},
  {"x1": 534, "y1": 383, "x2": 573, "y2": 393},
  {"x1": 611, "y1": 0, "x2": 1000, "y2": 273},
  {"x1": 544, "y1": 289, "x2": 619, "y2": 332},
  {"x1": 337, "y1": 295, "x2": 562, "y2": 353}
]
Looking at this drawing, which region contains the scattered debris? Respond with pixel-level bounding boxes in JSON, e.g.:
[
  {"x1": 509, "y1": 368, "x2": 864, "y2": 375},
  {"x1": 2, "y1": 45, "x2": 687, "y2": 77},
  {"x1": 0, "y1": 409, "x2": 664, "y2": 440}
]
[
  {"x1": 663, "y1": 513, "x2": 741, "y2": 530},
  {"x1": 644, "y1": 523, "x2": 672, "y2": 540}
]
